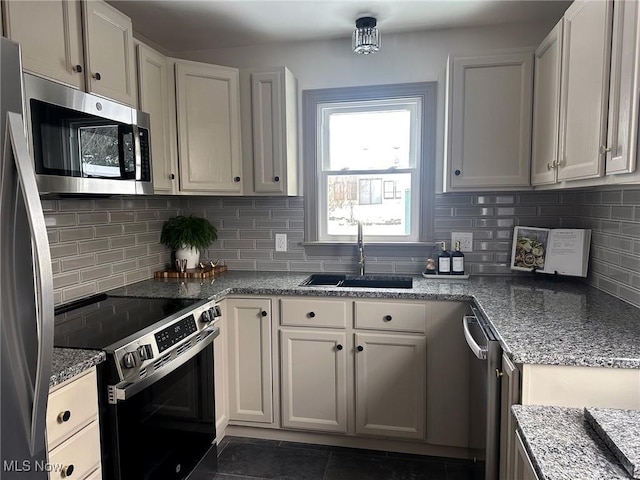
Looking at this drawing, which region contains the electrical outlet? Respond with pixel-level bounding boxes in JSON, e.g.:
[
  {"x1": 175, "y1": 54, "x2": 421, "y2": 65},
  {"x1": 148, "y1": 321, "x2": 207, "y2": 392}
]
[
  {"x1": 275, "y1": 233, "x2": 287, "y2": 252},
  {"x1": 451, "y1": 232, "x2": 473, "y2": 252}
]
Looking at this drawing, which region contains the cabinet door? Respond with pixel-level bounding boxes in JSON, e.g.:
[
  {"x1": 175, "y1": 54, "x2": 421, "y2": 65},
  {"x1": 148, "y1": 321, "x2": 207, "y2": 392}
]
[
  {"x1": 446, "y1": 52, "x2": 533, "y2": 190},
  {"x1": 499, "y1": 354, "x2": 520, "y2": 480},
  {"x1": 214, "y1": 315, "x2": 229, "y2": 438},
  {"x1": 531, "y1": 21, "x2": 563, "y2": 186},
  {"x1": 83, "y1": 0, "x2": 136, "y2": 106},
  {"x1": 3, "y1": 0, "x2": 84, "y2": 89},
  {"x1": 176, "y1": 61, "x2": 242, "y2": 194},
  {"x1": 514, "y1": 431, "x2": 540, "y2": 480},
  {"x1": 280, "y1": 329, "x2": 348, "y2": 433},
  {"x1": 557, "y1": 0, "x2": 613, "y2": 181},
  {"x1": 136, "y1": 44, "x2": 178, "y2": 193},
  {"x1": 605, "y1": 0, "x2": 640, "y2": 175},
  {"x1": 354, "y1": 332, "x2": 426, "y2": 440},
  {"x1": 251, "y1": 68, "x2": 298, "y2": 195},
  {"x1": 225, "y1": 298, "x2": 273, "y2": 423}
]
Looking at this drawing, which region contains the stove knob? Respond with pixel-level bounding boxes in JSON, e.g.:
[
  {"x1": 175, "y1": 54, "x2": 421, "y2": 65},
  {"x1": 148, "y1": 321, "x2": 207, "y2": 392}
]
[
  {"x1": 122, "y1": 351, "x2": 140, "y2": 369},
  {"x1": 137, "y1": 344, "x2": 154, "y2": 361},
  {"x1": 209, "y1": 306, "x2": 218, "y2": 318},
  {"x1": 201, "y1": 310, "x2": 212, "y2": 323}
]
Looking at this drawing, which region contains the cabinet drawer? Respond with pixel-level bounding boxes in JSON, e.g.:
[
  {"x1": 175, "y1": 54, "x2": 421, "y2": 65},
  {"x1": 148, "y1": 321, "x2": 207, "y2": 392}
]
[
  {"x1": 48, "y1": 421, "x2": 101, "y2": 480},
  {"x1": 47, "y1": 368, "x2": 98, "y2": 450},
  {"x1": 281, "y1": 298, "x2": 348, "y2": 328},
  {"x1": 354, "y1": 301, "x2": 427, "y2": 332}
]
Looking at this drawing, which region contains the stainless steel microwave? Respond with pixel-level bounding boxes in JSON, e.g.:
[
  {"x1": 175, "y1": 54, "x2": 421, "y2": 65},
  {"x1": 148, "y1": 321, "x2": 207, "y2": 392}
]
[{"x1": 23, "y1": 73, "x2": 153, "y2": 195}]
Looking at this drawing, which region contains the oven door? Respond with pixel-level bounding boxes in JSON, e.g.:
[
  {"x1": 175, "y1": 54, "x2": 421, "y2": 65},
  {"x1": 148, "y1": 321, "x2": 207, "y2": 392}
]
[{"x1": 106, "y1": 341, "x2": 216, "y2": 480}]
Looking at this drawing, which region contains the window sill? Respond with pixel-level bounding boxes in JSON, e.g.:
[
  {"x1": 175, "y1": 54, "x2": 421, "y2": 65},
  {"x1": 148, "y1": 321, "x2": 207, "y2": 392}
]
[{"x1": 301, "y1": 242, "x2": 435, "y2": 257}]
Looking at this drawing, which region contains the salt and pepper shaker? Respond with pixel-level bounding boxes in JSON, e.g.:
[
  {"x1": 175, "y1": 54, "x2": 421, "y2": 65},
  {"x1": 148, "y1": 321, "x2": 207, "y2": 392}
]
[{"x1": 175, "y1": 259, "x2": 187, "y2": 272}]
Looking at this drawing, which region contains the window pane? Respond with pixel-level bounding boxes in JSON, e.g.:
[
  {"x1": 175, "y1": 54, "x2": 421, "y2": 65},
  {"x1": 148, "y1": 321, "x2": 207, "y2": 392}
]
[
  {"x1": 327, "y1": 173, "x2": 411, "y2": 236},
  {"x1": 328, "y1": 110, "x2": 411, "y2": 170}
]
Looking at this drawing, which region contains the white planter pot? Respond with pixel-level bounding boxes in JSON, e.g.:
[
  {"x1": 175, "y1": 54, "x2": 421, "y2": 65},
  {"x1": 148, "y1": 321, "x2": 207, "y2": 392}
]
[{"x1": 175, "y1": 246, "x2": 200, "y2": 269}]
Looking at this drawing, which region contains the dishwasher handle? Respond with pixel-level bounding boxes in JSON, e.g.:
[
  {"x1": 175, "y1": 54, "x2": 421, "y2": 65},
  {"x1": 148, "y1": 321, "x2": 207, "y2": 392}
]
[{"x1": 463, "y1": 315, "x2": 488, "y2": 360}]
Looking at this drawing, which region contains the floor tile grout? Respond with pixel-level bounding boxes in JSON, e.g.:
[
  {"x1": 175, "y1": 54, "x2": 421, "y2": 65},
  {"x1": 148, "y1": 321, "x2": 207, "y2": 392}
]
[{"x1": 214, "y1": 436, "x2": 481, "y2": 480}]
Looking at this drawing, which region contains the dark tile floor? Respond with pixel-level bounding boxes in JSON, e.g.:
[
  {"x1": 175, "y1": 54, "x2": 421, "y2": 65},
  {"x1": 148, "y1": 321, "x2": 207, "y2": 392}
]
[{"x1": 189, "y1": 436, "x2": 484, "y2": 480}]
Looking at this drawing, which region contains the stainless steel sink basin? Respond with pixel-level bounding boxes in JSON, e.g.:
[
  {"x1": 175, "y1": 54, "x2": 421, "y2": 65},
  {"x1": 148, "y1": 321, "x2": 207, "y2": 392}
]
[{"x1": 299, "y1": 274, "x2": 413, "y2": 289}]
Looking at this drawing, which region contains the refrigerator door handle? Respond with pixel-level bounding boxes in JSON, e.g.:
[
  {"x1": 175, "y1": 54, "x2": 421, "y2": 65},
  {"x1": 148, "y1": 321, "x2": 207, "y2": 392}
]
[{"x1": 3, "y1": 112, "x2": 54, "y2": 455}]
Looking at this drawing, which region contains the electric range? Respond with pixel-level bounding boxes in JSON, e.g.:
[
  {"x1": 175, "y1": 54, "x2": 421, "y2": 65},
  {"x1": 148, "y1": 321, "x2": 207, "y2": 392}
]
[{"x1": 54, "y1": 293, "x2": 221, "y2": 480}]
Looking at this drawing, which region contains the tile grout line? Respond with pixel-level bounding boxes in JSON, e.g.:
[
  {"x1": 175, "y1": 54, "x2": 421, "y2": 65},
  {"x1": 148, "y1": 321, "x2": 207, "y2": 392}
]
[{"x1": 321, "y1": 451, "x2": 333, "y2": 480}]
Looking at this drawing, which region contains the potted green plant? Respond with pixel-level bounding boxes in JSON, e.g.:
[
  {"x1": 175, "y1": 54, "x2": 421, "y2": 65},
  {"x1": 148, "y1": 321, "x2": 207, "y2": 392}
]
[{"x1": 160, "y1": 215, "x2": 218, "y2": 269}]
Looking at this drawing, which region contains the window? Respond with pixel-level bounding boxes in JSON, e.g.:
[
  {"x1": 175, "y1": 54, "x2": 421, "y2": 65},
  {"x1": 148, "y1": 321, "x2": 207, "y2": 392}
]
[{"x1": 303, "y1": 83, "x2": 436, "y2": 244}]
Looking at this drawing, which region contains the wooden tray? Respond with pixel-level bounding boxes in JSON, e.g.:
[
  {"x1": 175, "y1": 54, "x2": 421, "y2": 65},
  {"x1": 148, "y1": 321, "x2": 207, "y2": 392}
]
[{"x1": 154, "y1": 264, "x2": 228, "y2": 279}]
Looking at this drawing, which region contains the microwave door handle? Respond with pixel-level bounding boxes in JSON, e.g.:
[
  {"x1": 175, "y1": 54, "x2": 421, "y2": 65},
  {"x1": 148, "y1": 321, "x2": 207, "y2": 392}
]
[
  {"x1": 3, "y1": 112, "x2": 54, "y2": 455},
  {"x1": 132, "y1": 125, "x2": 142, "y2": 181}
]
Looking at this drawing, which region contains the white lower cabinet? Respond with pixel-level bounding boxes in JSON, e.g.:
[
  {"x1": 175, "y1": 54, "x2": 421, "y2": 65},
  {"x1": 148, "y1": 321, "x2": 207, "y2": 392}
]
[
  {"x1": 214, "y1": 314, "x2": 229, "y2": 439},
  {"x1": 514, "y1": 431, "x2": 540, "y2": 480},
  {"x1": 46, "y1": 367, "x2": 101, "y2": 480},
  {"x1": 499, "y1": 354, "x2": 520, "y2": 480},
  {"x1": 280, "y1": 328, "x2": 348, "y2": 433},
  {"x1": 354, "y1": 332, "x2": 426, "y2": 440},
  {"x1": 278, "y1": 297, "x2": 432, "y2": 443},
  {"x1": 225, "y1": 297, "x2": 273, "y2": 424}
]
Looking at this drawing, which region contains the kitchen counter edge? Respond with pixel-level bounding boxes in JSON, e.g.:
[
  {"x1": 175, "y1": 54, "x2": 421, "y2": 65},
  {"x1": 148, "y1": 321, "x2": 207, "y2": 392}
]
[
  {"x1": 104, "y1": 272, "x2": 640, "y2": 370},
  {"x1": 50, "y1": 348, "x2": 106, "y2": 388}
]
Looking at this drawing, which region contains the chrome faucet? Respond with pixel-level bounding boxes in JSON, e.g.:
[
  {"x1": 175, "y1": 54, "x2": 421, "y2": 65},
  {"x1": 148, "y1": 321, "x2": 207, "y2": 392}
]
[{"x1": 357, "y1": 221, "x2": 366, "y2": 275}]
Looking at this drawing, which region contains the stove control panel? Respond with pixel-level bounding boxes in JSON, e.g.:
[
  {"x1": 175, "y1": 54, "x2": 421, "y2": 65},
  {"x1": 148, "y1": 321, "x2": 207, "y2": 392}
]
[{"x1": 112, "y1": 299, "x2": 220, "y2": 381}]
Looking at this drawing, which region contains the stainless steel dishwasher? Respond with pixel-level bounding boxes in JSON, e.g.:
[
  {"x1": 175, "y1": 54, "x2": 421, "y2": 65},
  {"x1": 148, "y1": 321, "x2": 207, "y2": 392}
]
[{"x1": 464, "y1": 305, "x2": 502, "y2": 480}]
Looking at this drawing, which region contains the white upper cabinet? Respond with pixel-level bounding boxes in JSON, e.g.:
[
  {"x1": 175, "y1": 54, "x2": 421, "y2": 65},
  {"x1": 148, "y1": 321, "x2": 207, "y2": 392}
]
[
  {"x1": 557, "y1": 0, "x2": 612, "y2": 182},
  {"x1": 83, "y1": 0, "x2": 136, "y2": 106},
  {"x1": 2, "y1": 0, "x2": 85, "y2": 89},
  {"x1": 605, "y1": 0, "x2": 640, "y2": 175},
  {"x1": 175, "y1": 60, "x2": 243, "y2": 194},
  {"x1": 531, "y1": 21, "x2": 563, "y2": 186},
  {"x1": 3, "y1": 0, "x2": 136, "y2": 106},
  {"x1": 136, "y1": 43, "x2": 178, "y2": 194},
  {"x1": 445, "y1": 52, "x2": 533, "y2": 191},
  {"x1": 249, "y1": 67, "x2": 298, "y2": 195}
]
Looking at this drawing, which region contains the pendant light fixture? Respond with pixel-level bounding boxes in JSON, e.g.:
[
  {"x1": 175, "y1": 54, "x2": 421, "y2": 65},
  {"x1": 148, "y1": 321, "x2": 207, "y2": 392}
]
[{"x1": 352, "y1": 16, "x2": 380, "y2": 55}]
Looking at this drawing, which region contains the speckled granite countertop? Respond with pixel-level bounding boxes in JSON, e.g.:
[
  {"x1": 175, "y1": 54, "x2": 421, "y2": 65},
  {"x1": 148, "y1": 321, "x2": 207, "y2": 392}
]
[
  {"x1": 585, "y1": 407, "x2": 640, "y2": 479},
  {"x1": 512, "y1": 405, "x2": 630, "y2": 480},
  {"x1": 106, "y1": 271, "x2": 640, "y2": 368},
  {"x1": 51, "y1": 348, "x2": 106, "y2": 388}
]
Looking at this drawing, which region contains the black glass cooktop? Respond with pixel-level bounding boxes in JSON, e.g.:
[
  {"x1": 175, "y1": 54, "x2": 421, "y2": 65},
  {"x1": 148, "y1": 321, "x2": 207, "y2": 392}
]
[{"x1": 53, "y1": 294, "x2": 201, "y2": 351}]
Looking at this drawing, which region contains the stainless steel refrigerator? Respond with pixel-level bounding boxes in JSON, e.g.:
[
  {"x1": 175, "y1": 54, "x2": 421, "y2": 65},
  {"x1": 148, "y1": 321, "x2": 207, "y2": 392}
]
[{"x1": 0, "y1": 37, "x2": 54, "y2": 479}]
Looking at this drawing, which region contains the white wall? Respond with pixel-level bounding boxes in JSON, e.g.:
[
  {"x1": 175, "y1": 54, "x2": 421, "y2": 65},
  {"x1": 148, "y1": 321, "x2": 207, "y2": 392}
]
[{"x1": 178, "y1": 21, "x2": 554, "y2": 192}]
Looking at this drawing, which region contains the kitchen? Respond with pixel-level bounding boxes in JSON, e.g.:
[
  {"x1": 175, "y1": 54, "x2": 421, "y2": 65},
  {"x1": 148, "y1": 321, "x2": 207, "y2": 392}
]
[{"x1": 1, "y1": 0, "x2": 640, "y2": 480}]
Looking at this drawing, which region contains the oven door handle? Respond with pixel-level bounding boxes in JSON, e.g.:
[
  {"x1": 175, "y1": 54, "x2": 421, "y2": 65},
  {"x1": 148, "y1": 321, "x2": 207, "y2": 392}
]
[
  {"x1": 108, "y1": 327, "x2": 219, "y2": 403},
  {"x1": 463, "y1": 315, "x2": 488, "y2": 360}
]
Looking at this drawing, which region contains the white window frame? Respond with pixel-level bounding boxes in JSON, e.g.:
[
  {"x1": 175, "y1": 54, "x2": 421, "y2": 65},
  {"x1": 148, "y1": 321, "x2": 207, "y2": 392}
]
[
  {"x1": 302, "y1": 82, "x2": 436, "y2": 248},
  {"x1": 316, "y1": 98, "x2": 422, "y2": 242}
]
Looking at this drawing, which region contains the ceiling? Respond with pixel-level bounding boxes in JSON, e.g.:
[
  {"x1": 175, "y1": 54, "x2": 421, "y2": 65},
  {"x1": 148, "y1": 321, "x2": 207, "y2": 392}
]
[{"x1": 108, "y1": 0, "x2": 570, "y2": 54}]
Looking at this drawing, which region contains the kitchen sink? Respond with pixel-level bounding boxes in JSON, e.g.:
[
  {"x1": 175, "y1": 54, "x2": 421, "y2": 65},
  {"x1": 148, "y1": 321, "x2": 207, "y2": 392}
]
[{"x1": 299, "y1": 274, "x2": 413, "y2": 289}]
